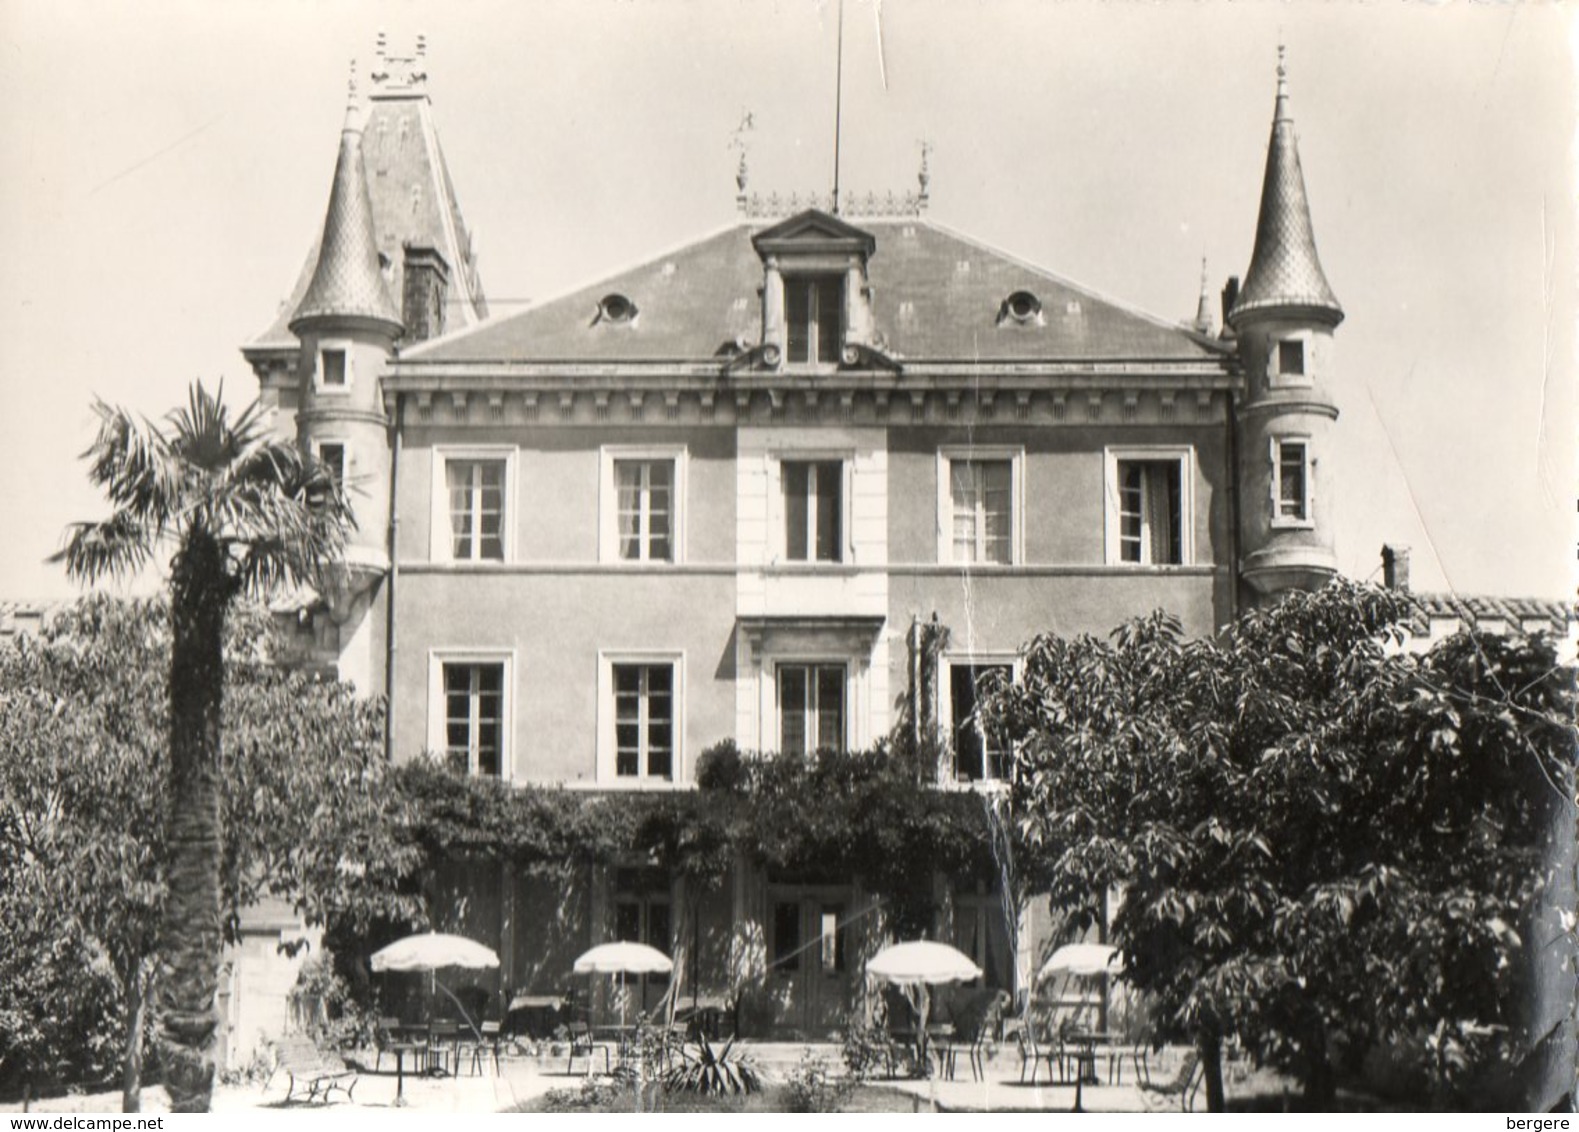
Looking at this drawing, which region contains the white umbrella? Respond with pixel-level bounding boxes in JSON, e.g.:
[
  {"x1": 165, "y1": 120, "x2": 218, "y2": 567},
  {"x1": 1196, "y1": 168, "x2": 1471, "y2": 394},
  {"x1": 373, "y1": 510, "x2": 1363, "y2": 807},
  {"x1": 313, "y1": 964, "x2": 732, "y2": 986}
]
[
  {"x1": 372, "y1": 931, "x2": 501, "y2": 973},
  {"x1": 574, "y1": 941, "x2": 673, "y2": 1027},
  {"x1": 371, "y1": 931, "x2": 500, "y2": 1040},
  {"x1": 866, "y1": 941, "x2": 982, "y2": 1070},
  {"x1": 866, "y1": 940, "x2": 983, "y2": 986},
  {"x1": 1037, "y1": 942, "x2": 1123, "y2": 981}
]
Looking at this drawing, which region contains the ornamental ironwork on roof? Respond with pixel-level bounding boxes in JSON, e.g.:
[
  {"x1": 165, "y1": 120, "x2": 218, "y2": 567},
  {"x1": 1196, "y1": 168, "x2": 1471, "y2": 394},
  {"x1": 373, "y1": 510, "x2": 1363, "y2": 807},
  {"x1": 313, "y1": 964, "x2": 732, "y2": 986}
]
[
  {"x1": 1229, "y1": 49, "x2": 1343, "y2": 328},
  {"x1": 290, "y1": 79, "x2": 403, "y2": 334}
]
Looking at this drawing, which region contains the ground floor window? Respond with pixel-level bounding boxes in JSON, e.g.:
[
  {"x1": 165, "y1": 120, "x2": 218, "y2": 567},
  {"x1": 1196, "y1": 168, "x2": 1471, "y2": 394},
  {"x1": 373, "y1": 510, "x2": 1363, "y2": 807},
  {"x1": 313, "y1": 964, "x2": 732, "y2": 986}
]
[
  {"x1": 443, "y1": 662, "x2": 504, "y2": 777},
  {"x1": 777, "y1": 663, "x2": 846, "y2": 756},
  {"x1": 613, "y1": 662, "x2": 675, "y2": 779}
]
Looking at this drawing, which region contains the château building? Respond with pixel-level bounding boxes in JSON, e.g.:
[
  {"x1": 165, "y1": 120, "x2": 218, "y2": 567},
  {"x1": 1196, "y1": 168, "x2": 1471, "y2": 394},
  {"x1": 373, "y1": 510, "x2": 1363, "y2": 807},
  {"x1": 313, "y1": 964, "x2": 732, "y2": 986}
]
[{"x1": 238, "y1": 38, "x2": 1388, "y2": 1032}]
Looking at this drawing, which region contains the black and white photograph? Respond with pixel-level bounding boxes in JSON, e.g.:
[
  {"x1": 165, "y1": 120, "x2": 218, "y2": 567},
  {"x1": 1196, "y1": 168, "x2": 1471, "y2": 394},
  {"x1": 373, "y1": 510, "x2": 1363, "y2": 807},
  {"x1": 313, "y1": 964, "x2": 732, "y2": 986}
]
[{"x1": 0, "y1": 0, "x2": 1574, "y2": 1117}]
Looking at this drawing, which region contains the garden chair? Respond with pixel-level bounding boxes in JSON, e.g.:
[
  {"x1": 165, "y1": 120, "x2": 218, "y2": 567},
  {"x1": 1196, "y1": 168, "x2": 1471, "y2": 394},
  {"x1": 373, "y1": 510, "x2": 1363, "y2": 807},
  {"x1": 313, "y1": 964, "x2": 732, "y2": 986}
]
[
  {"x1": 464, "y1": 1020, "x2": 504, "y2": 1075},
  {"x1": 566, "y1": 1021, "x2": 610, "y2": 1076},
  {"x1": 1139, "y1": 1049, "x2": 1202, "y2": 1112},
  {"x1": 373, "y1": 1016, "x2": 401, "y2": 1072},
  {"x1": 273, "y1": 1035, "x2": 359, "y2": 1104}
]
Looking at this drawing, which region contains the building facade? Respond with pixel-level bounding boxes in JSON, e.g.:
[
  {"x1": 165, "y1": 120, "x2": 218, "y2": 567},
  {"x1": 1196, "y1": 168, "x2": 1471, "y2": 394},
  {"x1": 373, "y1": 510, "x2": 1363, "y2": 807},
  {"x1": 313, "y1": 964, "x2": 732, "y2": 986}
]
[{"x1": 243, "y1": 42, "x2": 1360, "y2": 1031}]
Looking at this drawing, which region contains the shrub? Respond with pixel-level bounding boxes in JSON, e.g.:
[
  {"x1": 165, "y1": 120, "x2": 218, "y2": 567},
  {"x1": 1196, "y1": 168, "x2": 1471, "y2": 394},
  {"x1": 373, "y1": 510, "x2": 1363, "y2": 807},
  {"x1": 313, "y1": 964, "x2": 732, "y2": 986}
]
[
  {"x1": 841, "y1": 1019, "x2": 893, "y2": 1081},
  {"x1": 783, "y1": 1048, "x2": 855, "y2": 1112},
  {"x1": 695, "y1": 740, "x2": 747, "y2": 792},
  {"x1": 663, "y1": 1035, "x2": 764, "y2": 1096}
]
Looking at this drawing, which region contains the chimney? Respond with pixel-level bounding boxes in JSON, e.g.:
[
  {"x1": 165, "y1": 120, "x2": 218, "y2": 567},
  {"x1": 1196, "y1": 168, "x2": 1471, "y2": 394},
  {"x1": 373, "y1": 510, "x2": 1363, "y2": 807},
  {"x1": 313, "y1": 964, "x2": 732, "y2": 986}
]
[
  {"x1": 1381, "y1": 544, "x2": 1411, "y2": 592},
  {"x1": 402, "y1": 245, "x2": 451, "y2": 344},
  {"x1": 1221, "y1": 276, "x2": 1240, "y2": 329}
]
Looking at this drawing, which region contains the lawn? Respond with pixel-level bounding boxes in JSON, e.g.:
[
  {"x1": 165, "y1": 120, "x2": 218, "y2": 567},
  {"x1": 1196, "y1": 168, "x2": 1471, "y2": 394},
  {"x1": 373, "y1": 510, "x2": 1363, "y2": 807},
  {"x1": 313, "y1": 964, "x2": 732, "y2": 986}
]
[{"x1": 512, "y1": 1078, "x2": 929, "y2": 1114}]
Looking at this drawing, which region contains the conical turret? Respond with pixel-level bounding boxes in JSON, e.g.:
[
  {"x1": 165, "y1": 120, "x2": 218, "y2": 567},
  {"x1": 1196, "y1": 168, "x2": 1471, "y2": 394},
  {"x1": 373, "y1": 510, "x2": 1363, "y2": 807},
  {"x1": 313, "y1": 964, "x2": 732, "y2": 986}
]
[
  {"x1": 290, "y1": 90, "x2": 403, "y2": 335},
  {"x1": 1229, "y1": 48, "x2": 1342, "y2": 329}
]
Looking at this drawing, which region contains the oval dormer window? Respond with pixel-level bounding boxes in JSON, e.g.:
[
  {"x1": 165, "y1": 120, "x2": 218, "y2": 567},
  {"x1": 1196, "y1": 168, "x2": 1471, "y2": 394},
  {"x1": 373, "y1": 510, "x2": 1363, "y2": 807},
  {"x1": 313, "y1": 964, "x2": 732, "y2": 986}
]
[
  {"x1": 598, "y1": 293, "x2": 638, "y2": 324},
  {"x1": 1004, "y1": 290, "x2": 1042, "y2": 322}
]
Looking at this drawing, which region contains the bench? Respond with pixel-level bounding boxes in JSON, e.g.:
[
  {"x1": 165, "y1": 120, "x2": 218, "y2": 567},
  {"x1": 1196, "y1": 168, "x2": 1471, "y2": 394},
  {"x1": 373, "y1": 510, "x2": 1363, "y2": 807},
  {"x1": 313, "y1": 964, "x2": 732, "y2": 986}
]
[{"x1": 274, "y1": 1035, "x2": 359, "y2": 1104}]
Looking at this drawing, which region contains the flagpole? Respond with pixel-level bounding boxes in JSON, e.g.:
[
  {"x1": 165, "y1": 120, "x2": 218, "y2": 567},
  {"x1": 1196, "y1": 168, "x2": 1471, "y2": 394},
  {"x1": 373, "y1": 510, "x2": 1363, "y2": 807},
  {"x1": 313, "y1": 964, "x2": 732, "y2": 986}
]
[{"x1": 832, "y1": 0, "x2": 845, "y2": 214}]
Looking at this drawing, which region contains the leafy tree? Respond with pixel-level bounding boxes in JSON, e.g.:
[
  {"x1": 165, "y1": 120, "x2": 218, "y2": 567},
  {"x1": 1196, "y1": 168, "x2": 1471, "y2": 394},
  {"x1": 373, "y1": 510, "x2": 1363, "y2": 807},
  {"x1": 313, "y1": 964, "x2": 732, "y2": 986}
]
[
  {"x1": 991, "y1": 581, "x2": 1575, "y2": 1110},
  {"x1": 0, "y1": 597, "x2": 418, "y2": 1111},
  {"x1": 53, "y1": 383, "x2": 352, "y2": 1111}
]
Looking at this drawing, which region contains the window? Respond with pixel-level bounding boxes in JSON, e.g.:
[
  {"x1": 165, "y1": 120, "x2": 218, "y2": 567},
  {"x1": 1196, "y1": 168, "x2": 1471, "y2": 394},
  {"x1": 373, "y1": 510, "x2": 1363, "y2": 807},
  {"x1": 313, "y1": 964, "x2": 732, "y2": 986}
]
[
  {"x1": 778, "y1": 663, "x2": 845, "y2": 755},
  {"x1": 947, "y1": 458, "x2": 1014, "y2": 565},
  {"x1": 442, "y1": 662, "x2": 504, "y2": 777},
  {"x1": 613, "y1": 663, "x2": 675, "y2": 779},
  {"x1": 614, "y1": 868, "x2": 671, "y2": 986},
  {"x1": 1278, "y1": 339, "x2": 1306, "y2": 377},
  {"x1": 446, "y1": 459, "x2": 505, "y2": 561},
  {"x1": 1273, "y1": 439, "x2": 1312, "y2": 525},
  {"x1": 319, "y1": 347, "x2": 348, "y2": 388},
  {"x1": 1106, "y1": 449, "x2": 1191, "y2": 566},
  {"x1": 318, "y1": 442, "x2": 346, "y2": 487},
  {"x1": 948, "y1": 662, "x2": 1013, "y2": 782},
  {"x1": 773, "y1": 902, "x2": 802, "y2": 975},
  {"x1": 819, "y1": 906, "x2": 847, "y2": 973},
  {"x1": 600, "y1": 447, "x2": 685, "y2": 564},
  {"x1": 786, "y1": 275, "x2": 843, "y2": 365},
  {"x1": 782, "y1": 460, "x2": 843, "y2": 563},
  {"x1": 615, "y1": 459, "x2": 673, "y2": 562}
]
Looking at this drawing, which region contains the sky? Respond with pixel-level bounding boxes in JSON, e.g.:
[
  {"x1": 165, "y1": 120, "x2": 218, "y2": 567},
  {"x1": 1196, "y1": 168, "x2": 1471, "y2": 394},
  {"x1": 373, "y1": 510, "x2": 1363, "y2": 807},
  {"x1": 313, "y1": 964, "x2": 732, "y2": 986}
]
[{"x1": 0, "y1": 0, "x2": 1573, "y2": 603}]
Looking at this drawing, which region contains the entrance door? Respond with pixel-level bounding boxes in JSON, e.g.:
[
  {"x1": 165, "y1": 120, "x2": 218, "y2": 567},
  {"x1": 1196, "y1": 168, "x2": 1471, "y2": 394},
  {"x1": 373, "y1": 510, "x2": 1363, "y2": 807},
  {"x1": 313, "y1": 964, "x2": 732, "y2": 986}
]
[{"x1": 769, "y1": 887, "x2": 853, "y2": 1036}]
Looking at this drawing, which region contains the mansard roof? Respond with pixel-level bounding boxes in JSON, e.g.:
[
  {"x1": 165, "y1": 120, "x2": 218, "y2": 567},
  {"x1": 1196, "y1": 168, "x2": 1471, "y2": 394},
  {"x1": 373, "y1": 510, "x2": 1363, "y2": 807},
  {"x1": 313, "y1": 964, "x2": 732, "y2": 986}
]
[
  {"x1": 405, "y1": 217, "x2": 1227, "y2": 366},
  {"x1": 250, "y1": 91, "x2": 487, "y2": 352}
]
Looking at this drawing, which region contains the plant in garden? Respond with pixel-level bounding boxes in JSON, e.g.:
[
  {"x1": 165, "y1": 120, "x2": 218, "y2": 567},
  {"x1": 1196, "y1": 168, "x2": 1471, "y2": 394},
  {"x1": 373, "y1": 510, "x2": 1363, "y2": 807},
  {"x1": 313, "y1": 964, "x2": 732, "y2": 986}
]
[
  {"x1": 663, "y1": 1035, "x2": 764, "y2": 1096},
  {"x1": 53, "y1": 383, "x2": 354, "y2": 1111},
  {"x1": 784, "y1": 1047, "x2": 855, "y2": 1112}
]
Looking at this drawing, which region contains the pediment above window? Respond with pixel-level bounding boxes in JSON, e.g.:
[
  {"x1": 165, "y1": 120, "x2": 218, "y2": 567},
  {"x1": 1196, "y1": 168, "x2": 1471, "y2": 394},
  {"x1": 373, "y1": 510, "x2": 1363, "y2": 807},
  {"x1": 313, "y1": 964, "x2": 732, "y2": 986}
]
[{"x1": 751, "y1": 209, "x2": 877, "y2": 259}]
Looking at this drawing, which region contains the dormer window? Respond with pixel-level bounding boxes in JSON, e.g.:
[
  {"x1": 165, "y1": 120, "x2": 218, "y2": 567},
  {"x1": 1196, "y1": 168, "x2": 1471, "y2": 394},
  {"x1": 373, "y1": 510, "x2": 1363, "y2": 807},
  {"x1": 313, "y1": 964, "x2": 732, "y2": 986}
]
[
  {"x1": 597, "y1": 293, "x2": 638, "y2": 324},
  {"x1": 786, "y1": 275, "x2": 842, "y2": 364}
]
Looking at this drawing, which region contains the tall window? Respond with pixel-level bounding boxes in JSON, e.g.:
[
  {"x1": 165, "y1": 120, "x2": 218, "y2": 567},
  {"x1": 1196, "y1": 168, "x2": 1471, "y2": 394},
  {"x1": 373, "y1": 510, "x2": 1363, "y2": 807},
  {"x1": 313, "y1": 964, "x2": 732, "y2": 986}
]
[
  {"x1": 614, "y1": 868, "x2": 671, "y2": 987},
  {"x1": 1116, "y1": 459, "x2": 1183, "y2": 565},
  {"x1": 786, "y1": 275, "x2": 843, "y2": 364},
  {"x1": 613, "y1": 663, "x2": 674, "y2": 779},
  {"x1": 446, "y1": 459, "x2": 505, "y2": 561},
  {"x1": 949, "y1": 662, "x2": 1012, "y2": 781},
  {"x1": 772, "y1": 902, "x2": 802, "y2": 976},
  {"x1": 1274, "y1": 440, "x2": 1311, "y2": 524},
  {"x1": 443, "y1": 663, "x2": 503, "y2": 777},
  {"x1": 783, "y1": 460, "x2": 843, "y2": 563},
  {"x1": 615, "y1": 459, "x2": 673, "y2": 562},
  {"x1": 948, "y1": 459, "x2": 1013, "y2": 565},
  {"x1": 778, "y1": 663, "x2": 845, "y2": 756}
]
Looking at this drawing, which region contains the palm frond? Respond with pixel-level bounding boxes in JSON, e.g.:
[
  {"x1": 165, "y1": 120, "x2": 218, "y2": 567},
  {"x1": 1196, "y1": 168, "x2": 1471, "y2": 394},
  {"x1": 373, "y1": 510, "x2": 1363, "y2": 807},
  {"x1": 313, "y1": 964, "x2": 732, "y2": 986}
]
[
  {"x1": 82, "y1": 399, "x2": 181, "y2": 529},
  {"x1": 50, "y1": 514, "x2": 155, "y2": 584}
]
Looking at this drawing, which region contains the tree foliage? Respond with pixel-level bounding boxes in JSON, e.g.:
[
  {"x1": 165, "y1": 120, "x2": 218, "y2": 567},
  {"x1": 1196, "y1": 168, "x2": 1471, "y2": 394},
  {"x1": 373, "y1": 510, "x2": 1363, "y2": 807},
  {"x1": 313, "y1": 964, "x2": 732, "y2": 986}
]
[
  {"x1": 53, "y1": 381, "x2": 356, "y2": 1113},
  {"x1": 989, "y1": 580, "x2": 1576, "y2": 1110},
  {"x1": 0, "y1": 597, "x2": 420, "y2": 1108}
]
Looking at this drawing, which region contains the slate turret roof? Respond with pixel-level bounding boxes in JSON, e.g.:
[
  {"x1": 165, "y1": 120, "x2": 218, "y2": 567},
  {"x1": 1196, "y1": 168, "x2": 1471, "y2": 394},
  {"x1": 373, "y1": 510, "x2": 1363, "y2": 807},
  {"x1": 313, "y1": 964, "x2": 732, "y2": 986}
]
[
  {"x1": 289, "y1": 100, "x2": 403, "y2": 333},
  {"x1": 1229, "y1": 50, "x2": 1343, "y2": 328}
]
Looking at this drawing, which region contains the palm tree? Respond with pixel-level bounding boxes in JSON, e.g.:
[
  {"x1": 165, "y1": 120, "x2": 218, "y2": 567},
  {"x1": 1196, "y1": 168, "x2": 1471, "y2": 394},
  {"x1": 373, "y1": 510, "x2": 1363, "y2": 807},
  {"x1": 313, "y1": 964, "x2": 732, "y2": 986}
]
[{"x1": 56, "y1": 381, "x2": 353, "y2": 1112}]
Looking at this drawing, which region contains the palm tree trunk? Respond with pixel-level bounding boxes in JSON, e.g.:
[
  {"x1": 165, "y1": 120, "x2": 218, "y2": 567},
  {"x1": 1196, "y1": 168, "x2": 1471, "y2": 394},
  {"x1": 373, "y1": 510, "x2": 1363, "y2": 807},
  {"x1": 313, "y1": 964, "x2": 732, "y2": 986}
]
[
  {"x1": 158, "y1": 534, "x2": 231, "y2": 1112},
  {"x1": 121, "y1": 958, "x2": 150, "y2": 1112}
]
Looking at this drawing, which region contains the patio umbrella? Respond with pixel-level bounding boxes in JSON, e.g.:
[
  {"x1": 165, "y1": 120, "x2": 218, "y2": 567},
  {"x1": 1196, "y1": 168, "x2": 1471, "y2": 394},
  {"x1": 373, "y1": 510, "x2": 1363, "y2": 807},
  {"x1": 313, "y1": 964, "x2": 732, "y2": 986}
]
[
  {"x1": 371, "y1": 931, "x2": 500, "y2": 1034},
  {"x1": 865, "y1": 941, "x2": 983, "y2": 1066},
  {"x1": 573, "y1": 941, "x2": 673, "y2": 1027},
  {"x1": 1037, "y1": 942, "x2": 1123, "y2": 981},
  {"x1": 1037, "y1": 942, "x2": 1122, "y2": 1113}
]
